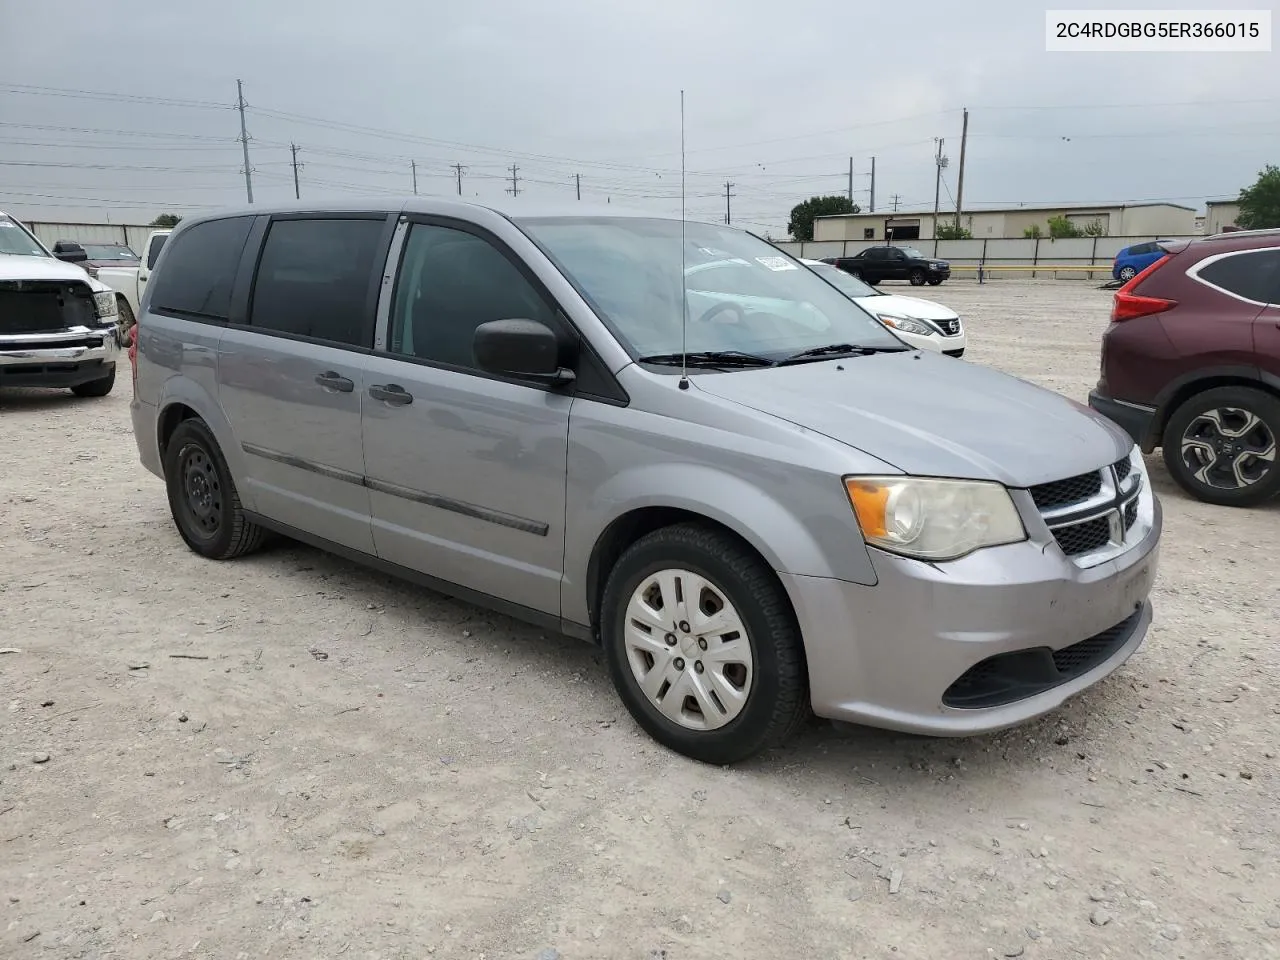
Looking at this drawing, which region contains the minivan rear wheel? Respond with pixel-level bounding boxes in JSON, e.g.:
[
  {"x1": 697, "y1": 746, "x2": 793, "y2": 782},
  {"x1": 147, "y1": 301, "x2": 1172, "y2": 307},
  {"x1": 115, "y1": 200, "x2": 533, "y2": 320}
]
[
  {"x1": 600, "y1": 523, "x2": 808, "y2": 764},
  {"x1": 1161, "y1": 386, "x2": 1280, "y2": 507},
  {"x1": 164, "y1": 418, "x2": 268, "y2": 559}
]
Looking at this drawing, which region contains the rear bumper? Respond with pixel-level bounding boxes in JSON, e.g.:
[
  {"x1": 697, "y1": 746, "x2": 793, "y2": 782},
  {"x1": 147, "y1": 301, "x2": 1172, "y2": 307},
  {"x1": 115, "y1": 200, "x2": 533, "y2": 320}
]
[
  {"x1": 782, "y1": 498, "x2": 1161, "y2": 736},
  {"x1": 1089, "y1": 389, "x2": 1158, "y2": 450},
  {"x1": 0, "y1": 326, "x2": 120, "y2": 388}
]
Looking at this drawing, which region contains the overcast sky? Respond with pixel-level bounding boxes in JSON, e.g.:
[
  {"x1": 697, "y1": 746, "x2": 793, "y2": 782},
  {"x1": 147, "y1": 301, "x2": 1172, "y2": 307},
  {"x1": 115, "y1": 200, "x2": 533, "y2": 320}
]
[{"x1": 0, "y1": 0, "x2": 1276, "y2": 235}]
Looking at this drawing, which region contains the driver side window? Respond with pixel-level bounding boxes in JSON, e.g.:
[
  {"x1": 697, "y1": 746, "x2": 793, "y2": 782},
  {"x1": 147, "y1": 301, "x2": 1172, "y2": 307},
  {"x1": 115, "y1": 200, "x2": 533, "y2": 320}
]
[{"x1": 388, "y1": 223, "x2": 557, "y2": 370}]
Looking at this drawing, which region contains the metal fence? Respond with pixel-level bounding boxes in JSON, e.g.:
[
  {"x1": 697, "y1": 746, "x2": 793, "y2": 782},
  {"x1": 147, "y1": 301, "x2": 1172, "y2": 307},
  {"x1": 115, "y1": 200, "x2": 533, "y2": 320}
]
[
  {"x1": 772, "y1": 235, "x2": 1199, "y2": 280},
  {"x1": 24, "y1": 221, "x2": 160, "y2": 257}
]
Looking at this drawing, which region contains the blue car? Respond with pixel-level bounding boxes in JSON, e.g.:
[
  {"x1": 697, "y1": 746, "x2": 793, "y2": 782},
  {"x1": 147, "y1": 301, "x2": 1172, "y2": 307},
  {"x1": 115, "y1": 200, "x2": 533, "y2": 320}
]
[{"x1": 1112, "y1": 241, "x2": 1166, "y2": 282}]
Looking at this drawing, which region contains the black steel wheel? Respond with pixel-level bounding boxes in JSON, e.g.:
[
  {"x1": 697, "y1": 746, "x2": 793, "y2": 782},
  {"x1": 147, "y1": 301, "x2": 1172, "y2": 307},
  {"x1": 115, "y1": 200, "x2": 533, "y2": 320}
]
[
  {"x1": 163, "y1": 418, "x2": 267, "y2": 559},
  {"x1": 1161, "y1": 386, "x2": 1280, "y2": 507}
]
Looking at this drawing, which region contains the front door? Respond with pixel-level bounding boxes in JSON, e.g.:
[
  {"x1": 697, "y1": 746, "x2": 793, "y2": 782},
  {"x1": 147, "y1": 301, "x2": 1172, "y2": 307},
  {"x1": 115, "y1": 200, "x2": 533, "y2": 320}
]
[
  {"x1": 360, "y1": 219, "x2": 571, "y2": 616},
  {"x1": 218, "y1": 214, "x2": 393, "y2": 554}
]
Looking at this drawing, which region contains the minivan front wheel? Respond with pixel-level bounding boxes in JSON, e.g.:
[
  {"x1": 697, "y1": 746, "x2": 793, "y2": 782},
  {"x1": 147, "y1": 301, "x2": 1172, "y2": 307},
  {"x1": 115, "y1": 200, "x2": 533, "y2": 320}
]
[
  {"x1": 1162, "y1": 386, "x2": 1280, "y2": 507},
  {"x1": 164, "y1": 418, "x2": 267, "y2": 559},
  {"x1": 600, "y1": 523, "x2": 808, "y2": 764}
]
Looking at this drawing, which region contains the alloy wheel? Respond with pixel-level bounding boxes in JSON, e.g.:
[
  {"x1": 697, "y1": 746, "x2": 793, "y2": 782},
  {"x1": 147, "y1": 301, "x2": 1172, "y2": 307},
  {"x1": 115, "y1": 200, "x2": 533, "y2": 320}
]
[
  {"x1": 622, "y1": 568, "x2": 754, "y2": 731},
  {"x1": 1119, "y1": 266, "x2": 1137, "y2": 281},
  {"x1": 1179, "y1": 407, "x2": 1277, "y2": 489}
]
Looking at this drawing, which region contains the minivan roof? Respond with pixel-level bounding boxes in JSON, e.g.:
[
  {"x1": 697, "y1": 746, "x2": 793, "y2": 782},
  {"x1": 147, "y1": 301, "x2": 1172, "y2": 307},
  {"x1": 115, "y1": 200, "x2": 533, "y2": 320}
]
[{"x1": 170, "y1": 196, "x2": 717, "y2": 227}]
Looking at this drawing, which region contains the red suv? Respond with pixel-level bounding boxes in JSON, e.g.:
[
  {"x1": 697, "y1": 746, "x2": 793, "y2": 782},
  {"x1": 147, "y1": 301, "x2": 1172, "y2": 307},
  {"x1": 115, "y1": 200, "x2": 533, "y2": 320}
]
[{"x1": 1089, "y1": 229, "x2": 1280, "y2": 507}]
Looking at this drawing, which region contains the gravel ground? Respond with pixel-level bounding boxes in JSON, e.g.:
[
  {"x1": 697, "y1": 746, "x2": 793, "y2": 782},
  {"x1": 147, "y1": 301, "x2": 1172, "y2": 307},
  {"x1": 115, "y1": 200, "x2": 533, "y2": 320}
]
[{"x1": 2, "y1": 279, "x2": 1278, "y2": 960}]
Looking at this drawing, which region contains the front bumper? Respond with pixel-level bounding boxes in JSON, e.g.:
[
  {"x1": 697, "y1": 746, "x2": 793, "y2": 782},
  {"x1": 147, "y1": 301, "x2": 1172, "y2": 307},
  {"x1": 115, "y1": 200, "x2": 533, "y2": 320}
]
[
  {"x1": 0, "y1": 325, "x2": 120, "y2": 388},
  {"x1": 784, "y1": 496, "x2": 1161, "y2": 736}
]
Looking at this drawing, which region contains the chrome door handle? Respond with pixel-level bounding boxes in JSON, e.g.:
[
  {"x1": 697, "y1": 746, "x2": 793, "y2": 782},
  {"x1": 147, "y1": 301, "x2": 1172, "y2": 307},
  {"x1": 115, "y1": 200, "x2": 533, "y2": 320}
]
[
  {"x1": 369, "y1": 383, "x2": 413, "y2": 406},
  {"x1": 314, "y1": 371, "x2": 354, "y2": 393}
]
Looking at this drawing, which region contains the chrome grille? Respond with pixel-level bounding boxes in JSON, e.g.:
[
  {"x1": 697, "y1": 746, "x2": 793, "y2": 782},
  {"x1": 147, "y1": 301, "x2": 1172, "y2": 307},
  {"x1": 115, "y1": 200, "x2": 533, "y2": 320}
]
[
  {"x1": 1034, "y1": 456, "x2": 1143, "y2": 565},
  {"x1": 936, "y1": 317, "x2": 962, "y2": 337}
]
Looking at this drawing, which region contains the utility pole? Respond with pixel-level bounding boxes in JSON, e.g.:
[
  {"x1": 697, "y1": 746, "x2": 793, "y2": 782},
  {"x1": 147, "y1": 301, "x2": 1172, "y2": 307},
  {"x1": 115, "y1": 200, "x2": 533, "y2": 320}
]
[
  {"x1": 452, "y1": 163, "x2": 466, "y2": 196},
  {"x1": 723, "y1": 181, "x2": 735, "y2": 224},
  {"x1": 410, "y1": 160, "x2": 418, "y2": 196},
  {"x1": 931, "y1": 138, "x2": 946, "y2": 237},
  {"x1": 890, "y1": 193, "x2": 902, "y2": 213},
  {"x1": 954, "y1": 107, "x2": 969, "y2": 230},
  {"x1": 869, "y1": 156, "x2": 876, "y2": 213},
  {"x1": 290, "y1": 142, "x2": 301, "y2": 200},
  {"x1": 236, "y1": 79, "x2": 254, "y2": 204},
  {"x1": 847, "y1": 157, "x2": 853, "y2": 205},
  {"x1": 575, "y1": 173, "x2": 581, "y2": 200},
  {"x1": 506, "y1": 164, "x2": 520, "y2": 196}
]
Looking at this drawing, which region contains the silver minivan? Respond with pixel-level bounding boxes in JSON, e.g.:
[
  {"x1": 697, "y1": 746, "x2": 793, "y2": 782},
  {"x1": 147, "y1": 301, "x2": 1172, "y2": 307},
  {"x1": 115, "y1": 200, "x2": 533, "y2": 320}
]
[{"x1": 129, "y1": 200, "x2": 1161, "y2": 763}]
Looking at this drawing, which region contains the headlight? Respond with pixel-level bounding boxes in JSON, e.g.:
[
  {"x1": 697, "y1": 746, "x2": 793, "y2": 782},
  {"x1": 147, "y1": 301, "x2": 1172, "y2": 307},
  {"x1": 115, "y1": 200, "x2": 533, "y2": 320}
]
[
  {"x1": 877, "y1": 314, "x2": 935, "y2": 337},
  {"x1": 844, "y1": 476, "x2": 1027, "y2": 561},
  {"x1": 93, "y1": 291, "x2": 118, "y2": 320}
]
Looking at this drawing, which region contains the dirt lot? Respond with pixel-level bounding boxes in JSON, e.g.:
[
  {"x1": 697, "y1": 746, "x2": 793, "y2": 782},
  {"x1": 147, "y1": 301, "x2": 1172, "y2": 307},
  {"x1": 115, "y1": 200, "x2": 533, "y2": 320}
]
[{"x1": 2, "y1": 279, "x2": 1278, "y2": 960}]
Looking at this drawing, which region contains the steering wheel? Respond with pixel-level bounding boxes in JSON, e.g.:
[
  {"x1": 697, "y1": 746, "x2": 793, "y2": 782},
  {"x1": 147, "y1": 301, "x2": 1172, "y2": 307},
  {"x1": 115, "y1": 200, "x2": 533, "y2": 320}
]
[{"x1": 692, "y1": 301, "x2": 746, "y2": 325}]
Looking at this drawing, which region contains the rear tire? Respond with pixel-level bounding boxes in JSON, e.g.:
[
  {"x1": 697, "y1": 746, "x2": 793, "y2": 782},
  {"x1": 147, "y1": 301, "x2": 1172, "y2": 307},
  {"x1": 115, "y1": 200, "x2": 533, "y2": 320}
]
[
  {"x1": 163, "y1": 418, "x2": 267, "y2": 559},
  {"x1": 600, "y1": 523, "x2": 809, "y2": 764},
  {"x1": 70, "y1": 366, "x2": 115, "y2": 398},
  {"x1": 1118, "y1": 266, "x2": 1137, "y2": 282},
  {"x1": 1161, "y1": 386, "x2": 1280, "y2": 507}
]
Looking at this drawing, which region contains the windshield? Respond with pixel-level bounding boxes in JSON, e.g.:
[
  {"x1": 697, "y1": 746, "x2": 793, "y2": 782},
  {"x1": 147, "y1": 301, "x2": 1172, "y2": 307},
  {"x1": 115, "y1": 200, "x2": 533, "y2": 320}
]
[
  {"x1": 806, "y1": 261, "x2": 881, "y2": 298},
  {"x1": 0, "y1": 215, "x2": 50, "y2": 258},
  {"x1": 518, "y1": 217, "x2": 901, "y2": 361},
  {"x1": 82, "y1": 243, "x2": 138, "y2": 261},
  {"x1": 899, "y1": 246, "x2": 927, "y2": 259}
]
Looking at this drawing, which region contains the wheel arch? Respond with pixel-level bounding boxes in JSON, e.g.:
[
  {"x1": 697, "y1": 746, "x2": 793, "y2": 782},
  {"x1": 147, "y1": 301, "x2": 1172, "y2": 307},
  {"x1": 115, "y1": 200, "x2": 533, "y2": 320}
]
[
  {"x1": 1153, "y1": 367, "x2": 1280, "y2": 443},
  {"x1": 571, "y1": 466, "x2": 878, "y2": 640}
]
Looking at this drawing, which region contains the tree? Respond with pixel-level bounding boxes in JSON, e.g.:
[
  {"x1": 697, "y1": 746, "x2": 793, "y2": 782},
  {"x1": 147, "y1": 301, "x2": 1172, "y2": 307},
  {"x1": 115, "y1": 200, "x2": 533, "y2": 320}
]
[
  {"x1": 1081, "y1": 219, "x2": 1106, "y2": 237},
  {"x1": 1047, "y1": 215, "x2": 1083, "y2": 239},
  {"x1": 1023, "y1": 224, "x2": 1043, "y2": 239},
  {"x1": 935, "y1": 221, "x2": 972, "y2": 240},
  {"x1": 1236, "y1": 164, "x2": 1280, "y2": 229},
  {"x1": 788, "y1": 195, "x2": 859, "y2": 242},
  {"x1": 150, "y1": 213, "x2": 182, "y2": 228}
]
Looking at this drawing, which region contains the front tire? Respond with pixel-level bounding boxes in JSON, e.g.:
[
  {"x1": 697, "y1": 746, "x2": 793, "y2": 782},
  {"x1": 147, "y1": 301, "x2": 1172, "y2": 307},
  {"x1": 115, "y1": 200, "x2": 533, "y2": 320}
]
[
  {"x1": 163, "y1": 418, "x2": 267, "y2": 559},
  {"x1": 70, "y1": 366, "x2": 115, "y2": 398},
  {"x1": 600, "y1": 523, "x2": 809, "y2": 764},
  {"x1": 1161, "y1": 386, "x2": 1280, "y2": 507},
  {"x1": 909, "y1": 268, "x2": 926, "y2": 286},
  {"x1": 927, "y1": 278, "x2": 943, "y2": 286}
]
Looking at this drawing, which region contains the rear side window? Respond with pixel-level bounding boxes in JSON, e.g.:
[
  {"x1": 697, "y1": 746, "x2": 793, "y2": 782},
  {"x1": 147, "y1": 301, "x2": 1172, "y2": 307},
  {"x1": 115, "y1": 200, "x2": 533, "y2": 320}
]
[
  {"x1": 1196, "y1": 249, "x2": 1280, "y2": 304},
  {"x1": 149, "y1": 217, "x2": 253, "y2": 320},
  {"x1": 1126, "y1": 242, "x2": 1152, "y2": 256},
  {"x1": 248, "y1": 218, "x2": 387, "y2": 347},
  {"x1": 146, "y1": 233, "x2": 168, "y2": 270}
]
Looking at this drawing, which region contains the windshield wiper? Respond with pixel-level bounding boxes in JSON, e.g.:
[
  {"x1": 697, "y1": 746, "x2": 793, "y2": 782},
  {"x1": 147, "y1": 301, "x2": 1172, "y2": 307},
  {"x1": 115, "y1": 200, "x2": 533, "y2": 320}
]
[
  {"x1": 777, "y1": 343, "x2": 910, "y2": 365},
  {"x1": 637, "y1": 350, "x2": 776, "y2": 369}
]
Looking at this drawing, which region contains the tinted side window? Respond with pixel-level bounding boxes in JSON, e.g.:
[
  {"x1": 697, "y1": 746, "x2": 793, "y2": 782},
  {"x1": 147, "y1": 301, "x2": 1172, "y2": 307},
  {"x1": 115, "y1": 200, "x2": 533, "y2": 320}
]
[
  {"x1": 146, "y1": 233, "x2": 168, "y2": 270},
  {"x1": 388, "y1": 223, "x2": 557, "y2": 370},
  {"x1": 1127, "y1": 242, "x2": 1153, "y2": 256},
  {"x1": 149, "y1": 217, "x2": 253, "y2": 320},
  {"x1": 1197, "y1": 249, "x2": 1280, "y2": 304},
  {"x1": 249, "y1": 218, "x2": 386, "y2": 347}
]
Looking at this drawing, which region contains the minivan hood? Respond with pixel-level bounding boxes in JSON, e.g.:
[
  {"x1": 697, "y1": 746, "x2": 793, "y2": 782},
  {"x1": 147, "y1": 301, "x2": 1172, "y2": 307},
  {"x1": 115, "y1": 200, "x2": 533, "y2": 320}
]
[
  {"x1": 694, "y1": 352, "x2": 1132, "y2": 487},
  {"x1": 0, "y1": 254, "x2": 93, "y2": 284}
]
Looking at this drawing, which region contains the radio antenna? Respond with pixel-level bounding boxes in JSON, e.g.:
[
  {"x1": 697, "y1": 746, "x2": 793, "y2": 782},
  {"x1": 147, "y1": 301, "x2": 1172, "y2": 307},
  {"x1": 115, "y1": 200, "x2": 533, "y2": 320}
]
[{"x1": 678, "y1": 88, "x2": 689, "y2": 391}]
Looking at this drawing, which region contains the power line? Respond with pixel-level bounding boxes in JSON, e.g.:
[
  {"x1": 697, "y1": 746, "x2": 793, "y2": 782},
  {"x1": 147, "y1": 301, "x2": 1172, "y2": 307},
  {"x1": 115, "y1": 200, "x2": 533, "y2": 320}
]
[{"x1": 0, "y1": 82, "x2": 232, "y2": 111}]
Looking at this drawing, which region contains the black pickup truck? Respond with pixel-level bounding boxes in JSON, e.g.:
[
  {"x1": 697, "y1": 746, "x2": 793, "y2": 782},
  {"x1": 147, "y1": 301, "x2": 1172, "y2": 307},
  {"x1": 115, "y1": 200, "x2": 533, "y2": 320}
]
[{"x1": 823, "y1": 245, "x2": 951, "y2": 286}]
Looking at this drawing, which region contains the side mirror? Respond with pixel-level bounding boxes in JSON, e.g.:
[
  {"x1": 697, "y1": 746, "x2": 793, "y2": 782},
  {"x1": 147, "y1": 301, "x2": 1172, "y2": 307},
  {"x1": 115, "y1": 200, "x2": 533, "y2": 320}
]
[
  {"x1": 53, "y1": 241, "x2": 88, "y2": 263},
  {"x1": 473, "y1": 319, "x2": 575, "y2": 385}
]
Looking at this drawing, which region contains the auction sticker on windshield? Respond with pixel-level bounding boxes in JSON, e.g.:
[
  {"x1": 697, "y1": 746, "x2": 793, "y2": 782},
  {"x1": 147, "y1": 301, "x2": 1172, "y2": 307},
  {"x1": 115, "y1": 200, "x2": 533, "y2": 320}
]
[{"x1": 756, "y1": 256, "x2": 798, "y2": 271}]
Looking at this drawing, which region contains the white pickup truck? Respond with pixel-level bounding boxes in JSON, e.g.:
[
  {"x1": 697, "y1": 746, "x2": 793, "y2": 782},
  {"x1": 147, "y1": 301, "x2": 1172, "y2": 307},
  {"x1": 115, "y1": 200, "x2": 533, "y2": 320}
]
[{"x1": 89, "y1": 230, "x2": 170, "y2": 343}]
